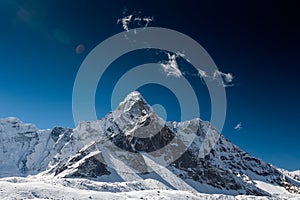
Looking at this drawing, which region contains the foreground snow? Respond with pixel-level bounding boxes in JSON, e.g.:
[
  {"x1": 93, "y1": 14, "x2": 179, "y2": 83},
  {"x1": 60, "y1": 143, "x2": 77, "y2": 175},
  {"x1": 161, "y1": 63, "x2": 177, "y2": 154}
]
[{"x1": 0, "y1": 176, "x2": 299, "y2": 200}]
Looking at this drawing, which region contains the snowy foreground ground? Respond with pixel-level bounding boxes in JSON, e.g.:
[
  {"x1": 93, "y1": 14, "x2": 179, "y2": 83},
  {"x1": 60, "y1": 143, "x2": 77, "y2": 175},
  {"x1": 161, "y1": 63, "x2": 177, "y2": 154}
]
[{"x1": 0, "y1": 176, "x2": 299, "y2": 200}]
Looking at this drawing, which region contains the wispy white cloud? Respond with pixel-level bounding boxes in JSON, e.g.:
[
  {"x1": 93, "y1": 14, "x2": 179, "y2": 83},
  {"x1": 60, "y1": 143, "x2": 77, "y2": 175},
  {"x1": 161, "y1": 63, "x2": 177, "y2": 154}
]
[
  {"x1": 160, "y1": 53, "x2": 182, "y2": 78},
  {"x1": 163, "y1": 52, "x2": 228, "y2": 82},
  {"x1": 234, "y1": 122, "x2": 242, "y2": 130},
  {"x1": 117, "y1": 12, "x2": 154, "y2": 32},
  {"x1": 133, "y1": 16, "x2": 154, "y2": 28},
  {"x1": 159, "y1": 51, "x2": 235, "y2": 85}
]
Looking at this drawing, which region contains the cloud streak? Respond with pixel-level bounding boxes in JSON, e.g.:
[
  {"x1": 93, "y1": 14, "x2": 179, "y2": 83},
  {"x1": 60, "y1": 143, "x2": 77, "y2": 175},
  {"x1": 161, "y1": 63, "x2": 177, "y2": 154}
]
[
  {"x1": 234, "y1": 122, "x2": 242, "y2": 130},
  {"x1": 159, "y1": 51, "x2": 235, "y2": 87}
]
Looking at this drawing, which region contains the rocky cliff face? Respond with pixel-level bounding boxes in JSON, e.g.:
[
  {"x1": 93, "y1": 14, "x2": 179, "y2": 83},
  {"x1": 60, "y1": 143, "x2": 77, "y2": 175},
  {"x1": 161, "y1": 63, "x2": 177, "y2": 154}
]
[{"x1": 0, "y1": 91, "x2": 299, "y2": 196}]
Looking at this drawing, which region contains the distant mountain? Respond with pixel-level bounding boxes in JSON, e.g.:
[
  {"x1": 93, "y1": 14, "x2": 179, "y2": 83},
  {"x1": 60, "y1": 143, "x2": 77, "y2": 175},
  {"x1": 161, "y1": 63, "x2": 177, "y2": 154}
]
[
  {"x1": 278, "y1": 169, "x2": 300, "y2": 183},
  {"x1": 291, "y1": 171, "x2": 300, "y2": 181},
  {"x1": 0, "y1": 91, "x2": 299, "y2": 199}
]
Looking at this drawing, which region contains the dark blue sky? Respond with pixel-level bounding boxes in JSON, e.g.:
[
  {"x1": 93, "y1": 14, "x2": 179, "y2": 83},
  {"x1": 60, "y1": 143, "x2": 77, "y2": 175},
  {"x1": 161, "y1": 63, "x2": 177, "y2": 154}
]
[{"x1": 0, "y1": 0, "x2": 299, "y2": 170}]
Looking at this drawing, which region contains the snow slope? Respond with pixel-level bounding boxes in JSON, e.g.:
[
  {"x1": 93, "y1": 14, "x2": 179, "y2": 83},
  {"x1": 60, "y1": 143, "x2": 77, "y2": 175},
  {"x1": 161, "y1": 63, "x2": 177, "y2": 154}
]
[{"x1": 0, "y1": 176, "x2": 298, "y2": 200}]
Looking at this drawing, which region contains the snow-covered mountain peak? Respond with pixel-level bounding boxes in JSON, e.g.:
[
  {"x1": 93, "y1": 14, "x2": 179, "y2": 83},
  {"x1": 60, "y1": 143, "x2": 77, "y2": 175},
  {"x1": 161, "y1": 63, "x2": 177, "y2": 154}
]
[
  {"x1": 117, "y1": 91, "x2": 154, "y2": 116},
  {"x1": 123, "y1": 91, "x2": 144, "y2": 102},
  {"x1": 0, "y1": 116, "x2": 21, "y2": 124},
  {"x1": 109, "y1": 91, "x2": 166, "y2": 139},
  {"x1": 0, "y1": 117, "x2": 35, "y2": 129},
  {"x1": 0, "y1": 117, "x2": 38, "y2": 135},
  {"x1": 288, "y1": 170, "x2": 300, "y2": 182}
]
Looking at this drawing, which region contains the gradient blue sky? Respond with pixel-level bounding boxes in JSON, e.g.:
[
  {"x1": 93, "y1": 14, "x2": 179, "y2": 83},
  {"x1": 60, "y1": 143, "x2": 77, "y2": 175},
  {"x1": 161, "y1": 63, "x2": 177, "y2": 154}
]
[{"x1": 0, "y1": 0, "x2": 299, "y2": 170}]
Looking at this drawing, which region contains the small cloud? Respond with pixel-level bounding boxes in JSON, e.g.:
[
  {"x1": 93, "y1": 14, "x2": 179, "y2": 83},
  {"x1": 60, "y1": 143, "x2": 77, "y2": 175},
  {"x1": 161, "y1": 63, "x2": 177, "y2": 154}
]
[
  {"x1": 213, "y1": 70, "x2": 234, "y2": 87},
  {"x1": 160, "y1": 53, "x2": 182, "y2": 78},
  {"x1": 234, "y1": 122, "x2": 242, "y2": 131},
  {"x1": 134, "y1": 16, "x2": 154, "y2": 28},
  {"x1": 224, "y1": 72, "x2": 233, "y2": 83},
  {"x1": 175, "y1": 52, "x2": 207, "y2": 79},
  {"x1": 117, "y1": 14, "x2": 133, "y2": 32}
]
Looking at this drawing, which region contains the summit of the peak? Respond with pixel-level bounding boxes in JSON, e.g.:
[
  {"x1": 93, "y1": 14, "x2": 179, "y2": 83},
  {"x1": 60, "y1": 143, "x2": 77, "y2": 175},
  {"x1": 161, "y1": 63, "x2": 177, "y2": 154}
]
[
  {"x1": 0, "y1": 117, "x2": 21, "y2": 123},
  {"x1": 123, "y1": 91, "x2": 145, "y2": 102},
  {"x1": 117, "y1": 91, "x2": 153, "y2": 115}
]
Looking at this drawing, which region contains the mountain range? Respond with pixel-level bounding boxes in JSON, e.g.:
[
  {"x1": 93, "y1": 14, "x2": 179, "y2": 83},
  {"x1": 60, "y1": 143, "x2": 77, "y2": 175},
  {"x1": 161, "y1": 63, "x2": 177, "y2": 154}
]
[{"x1": 0, "y1": 91, "x2": 299, "y2": 199}]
